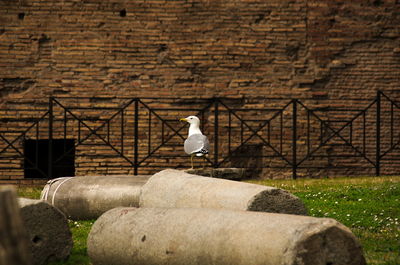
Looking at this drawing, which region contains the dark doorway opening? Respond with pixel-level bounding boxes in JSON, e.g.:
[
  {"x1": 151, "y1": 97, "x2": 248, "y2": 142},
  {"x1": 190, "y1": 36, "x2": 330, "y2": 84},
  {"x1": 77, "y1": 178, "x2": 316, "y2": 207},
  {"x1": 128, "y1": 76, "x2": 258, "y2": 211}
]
[{"x1": 24, "y1": 139, "x2": 75, "y2": 179}]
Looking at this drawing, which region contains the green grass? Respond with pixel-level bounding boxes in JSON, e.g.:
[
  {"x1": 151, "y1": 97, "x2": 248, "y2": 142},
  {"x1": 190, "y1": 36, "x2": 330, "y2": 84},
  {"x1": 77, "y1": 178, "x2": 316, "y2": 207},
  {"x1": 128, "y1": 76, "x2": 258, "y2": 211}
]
[
  {"x1": 17, "y1": 176, "x2": 400, "y2": 265},
  {"x1": 17, "y1": 186, "x2": 42, "y2": 199},
  {"x1": 47, "y1": 220, "x2": 94, "y2": 265}
]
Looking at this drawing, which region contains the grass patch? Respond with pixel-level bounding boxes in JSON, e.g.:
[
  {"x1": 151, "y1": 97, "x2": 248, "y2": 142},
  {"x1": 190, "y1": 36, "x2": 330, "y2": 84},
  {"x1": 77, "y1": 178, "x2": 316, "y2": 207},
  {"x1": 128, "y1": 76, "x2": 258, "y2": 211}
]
[
  {"x1": 47, "y1": 220, "x2": 93, "y2": 265},
  {"x1": 16, "y1": 176, "x2": 400, "y2": 265},
  {"x1": 17, "y1": 186, "x2": 42, "y2": 199}
]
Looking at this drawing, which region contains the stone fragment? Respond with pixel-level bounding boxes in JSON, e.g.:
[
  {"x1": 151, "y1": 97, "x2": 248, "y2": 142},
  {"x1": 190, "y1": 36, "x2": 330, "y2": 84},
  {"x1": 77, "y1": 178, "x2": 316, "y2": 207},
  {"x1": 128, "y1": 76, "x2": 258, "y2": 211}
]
[
  {"x1": 88, "y1": 207, "x2": 366, "y2": 265},
  {"x1": 19, "y1": 198, "x2": 73, "y2": 265},
  {"x1": 40, "y1": 175, "x2": 150, "y2": 220},
  {"x1": 140, "y1": 169, "x2": 307, "y2": 215},
  {"x1": 185, "y1": 168, "x2": 249, "y2": 180},
  {"x1": 0, "y1": 187, "x2": 31, "y2": 265}
]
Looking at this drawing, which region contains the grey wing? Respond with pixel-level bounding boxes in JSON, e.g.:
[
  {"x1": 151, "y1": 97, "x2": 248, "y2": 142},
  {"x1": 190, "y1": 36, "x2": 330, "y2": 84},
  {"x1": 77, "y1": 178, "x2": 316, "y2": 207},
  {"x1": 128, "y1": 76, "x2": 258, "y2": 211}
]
[
  {"x1": 184, "y1": 134, "x2": 209, "y2": 155},
  {"x1": 202, "y1": 136, "x2": 210, "y2": 153}
]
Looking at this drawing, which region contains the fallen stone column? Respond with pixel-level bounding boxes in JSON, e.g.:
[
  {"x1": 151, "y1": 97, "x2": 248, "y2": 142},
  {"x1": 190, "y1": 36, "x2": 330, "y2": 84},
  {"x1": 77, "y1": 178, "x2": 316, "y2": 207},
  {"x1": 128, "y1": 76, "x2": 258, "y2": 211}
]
[
  {"x1": 19, "y1": 198, "x2": 73, "y2": 265},
  {"x1": 40, "y1": 175, "x2": 150, "y2": 220},
  {"x1": 140, "y1": 169, "x2": 307, "y2": 215},
  {"x1": 0, "y1": 187, "x2": 32, "y2": 265},
  {"x1": 88, "y1": 207, "x2": 366, "y2": 265}
]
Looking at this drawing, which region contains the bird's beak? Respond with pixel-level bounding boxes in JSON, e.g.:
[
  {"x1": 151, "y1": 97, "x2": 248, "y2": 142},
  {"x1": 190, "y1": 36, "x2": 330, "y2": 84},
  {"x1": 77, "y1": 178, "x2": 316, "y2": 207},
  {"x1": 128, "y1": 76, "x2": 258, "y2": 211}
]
[{"x1": 179, "y1": 118, "x2": 187, "y2": 122}]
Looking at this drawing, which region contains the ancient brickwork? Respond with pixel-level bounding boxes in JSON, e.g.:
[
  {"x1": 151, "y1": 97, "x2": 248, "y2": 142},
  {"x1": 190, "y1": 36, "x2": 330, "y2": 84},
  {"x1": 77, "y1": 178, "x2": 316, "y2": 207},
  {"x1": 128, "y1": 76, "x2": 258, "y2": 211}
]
[{"x1": 0, "y1": 0, "x2": 399, "y2": 181}]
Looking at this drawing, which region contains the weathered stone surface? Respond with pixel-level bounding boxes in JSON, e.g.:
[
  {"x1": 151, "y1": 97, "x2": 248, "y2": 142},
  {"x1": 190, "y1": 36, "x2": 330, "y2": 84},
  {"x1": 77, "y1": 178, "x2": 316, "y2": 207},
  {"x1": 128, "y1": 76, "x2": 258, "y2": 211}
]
[
  {"x1": 140, "y1": 169, "x2": 307, "y2": 215},
  {"x1": 18, "y1": 198, "x2": 72, "y2": 265},
  {"x1": 1, "y1": 0, "x2": 398, "y2": 101},
  {"x1": 185, "y1": 168, "x2": 249, "y2": 180},
  {"x1": 88, "y1": 207, "x2": 366, "y2": 265},
  {"x1": 40, "y1": 175, "x2": 150, "y2": 220},
  {"x1": 0, "y1": 187, "x2": 32, "y2": 265}
]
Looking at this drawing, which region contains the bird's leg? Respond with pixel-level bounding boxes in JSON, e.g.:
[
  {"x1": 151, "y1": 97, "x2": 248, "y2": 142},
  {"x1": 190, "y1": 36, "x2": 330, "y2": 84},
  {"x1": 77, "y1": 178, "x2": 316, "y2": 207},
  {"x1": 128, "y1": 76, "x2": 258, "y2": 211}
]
[
  {"x1": 190, "y1": 154, "x2": 195, "y2": 170},
  {"x1": 201, "y1": 156, "x2": 206, "y2": 170}
]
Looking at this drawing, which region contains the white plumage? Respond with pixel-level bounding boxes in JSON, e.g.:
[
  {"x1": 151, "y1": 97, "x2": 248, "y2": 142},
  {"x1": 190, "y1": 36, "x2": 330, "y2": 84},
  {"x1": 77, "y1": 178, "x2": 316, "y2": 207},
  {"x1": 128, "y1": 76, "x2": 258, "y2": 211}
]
[{"x1": 180, "y1": 116, "x2": 210, "y2": 168}]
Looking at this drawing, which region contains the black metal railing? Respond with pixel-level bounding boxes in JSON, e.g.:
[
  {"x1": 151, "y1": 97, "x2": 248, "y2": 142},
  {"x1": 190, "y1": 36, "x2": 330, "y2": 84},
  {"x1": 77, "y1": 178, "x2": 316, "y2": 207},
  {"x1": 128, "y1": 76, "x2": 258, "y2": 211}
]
[{"x1": 0, "y1": 90, "x2": 399, "y2": 179}]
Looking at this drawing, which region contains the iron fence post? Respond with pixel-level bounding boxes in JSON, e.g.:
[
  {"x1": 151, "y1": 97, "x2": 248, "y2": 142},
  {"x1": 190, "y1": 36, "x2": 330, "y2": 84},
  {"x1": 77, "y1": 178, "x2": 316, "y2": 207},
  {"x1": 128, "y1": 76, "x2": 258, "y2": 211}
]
[
  {"x1": 121, "y1": 110, "x2": 124, "y2": 155},
  {"x1": 292, "y1": 99, "x2": 297, "y2": 179},
  {"x1": 48, "y1": 97, "x2": 54, "y2": 179},
  {"x1": 134, "y1": 99, "x2": 139, "y2": 175},
  {"x1": 376, "y1": 91, "x2": 381, "y2": 176},
  {"x1": 214, "y1": 99, "x2": 219, "y2": 168}
]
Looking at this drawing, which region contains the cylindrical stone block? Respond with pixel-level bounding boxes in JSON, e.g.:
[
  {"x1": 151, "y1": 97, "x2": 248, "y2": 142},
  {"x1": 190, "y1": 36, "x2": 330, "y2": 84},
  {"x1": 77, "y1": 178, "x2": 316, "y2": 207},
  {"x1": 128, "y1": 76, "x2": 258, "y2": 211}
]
[
  {"x1": 0, "y1": 188, "x2": 32, "y2": 265},
  {"x1": 88, "y1": 207, "x2": 366, "y2": 265},
  {"x1": 139, "y1": 169, "x2": 307, "y2": 215},
  {"x1": 18, "y1": 198, "x2": 73, "y2": 265},
  {"x1": 40, "y1": 175, "x2": 150, "y2": 220}
]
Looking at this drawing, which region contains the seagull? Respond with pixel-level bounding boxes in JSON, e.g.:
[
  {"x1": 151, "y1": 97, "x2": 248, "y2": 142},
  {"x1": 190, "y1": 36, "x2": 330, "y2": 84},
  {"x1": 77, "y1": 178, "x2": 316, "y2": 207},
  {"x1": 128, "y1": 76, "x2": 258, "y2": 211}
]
[{"x1": 179, "y1": 115, "x2": 210, "y2": 169}]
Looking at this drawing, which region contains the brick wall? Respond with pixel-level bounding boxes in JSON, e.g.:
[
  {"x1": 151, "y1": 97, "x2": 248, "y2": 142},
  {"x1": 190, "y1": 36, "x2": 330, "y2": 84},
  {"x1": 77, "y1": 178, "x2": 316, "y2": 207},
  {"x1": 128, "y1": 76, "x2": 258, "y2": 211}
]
[{"x1": 0, "y1": 0, "x2": 399, "y2": 180}]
